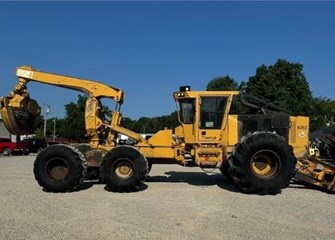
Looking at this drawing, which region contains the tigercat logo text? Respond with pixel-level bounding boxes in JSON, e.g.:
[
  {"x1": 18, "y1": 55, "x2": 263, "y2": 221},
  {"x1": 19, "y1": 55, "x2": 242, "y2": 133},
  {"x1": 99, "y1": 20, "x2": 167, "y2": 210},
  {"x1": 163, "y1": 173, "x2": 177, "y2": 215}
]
[
  {"x1": 202, "y1": 136, "x2": 217, "y2": 140},
  {"x1": 297, "y1": 126, "x2": 308, "y2": 130}
]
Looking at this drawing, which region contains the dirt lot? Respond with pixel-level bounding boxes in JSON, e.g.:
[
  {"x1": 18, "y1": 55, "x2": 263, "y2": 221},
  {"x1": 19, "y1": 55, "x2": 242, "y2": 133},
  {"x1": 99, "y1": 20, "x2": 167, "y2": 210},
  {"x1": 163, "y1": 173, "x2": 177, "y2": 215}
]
[{"x1": 0, "y1": 155, "x2": 334, "y2": 240}]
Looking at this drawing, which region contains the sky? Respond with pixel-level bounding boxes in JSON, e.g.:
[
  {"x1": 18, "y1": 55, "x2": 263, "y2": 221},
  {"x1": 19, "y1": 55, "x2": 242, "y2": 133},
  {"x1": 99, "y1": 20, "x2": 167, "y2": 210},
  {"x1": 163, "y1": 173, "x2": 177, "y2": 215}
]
[{"x1": 0, "y1": 1, "x2": 334, "y2": 120}]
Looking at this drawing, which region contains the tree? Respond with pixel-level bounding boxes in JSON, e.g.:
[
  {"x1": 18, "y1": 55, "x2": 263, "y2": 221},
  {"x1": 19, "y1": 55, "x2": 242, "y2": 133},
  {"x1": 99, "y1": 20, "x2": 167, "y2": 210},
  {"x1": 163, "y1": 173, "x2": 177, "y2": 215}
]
[
  {"x1": 207, "y1": 75, "x2": 247, "y2": 114},
  {"x1": 62, "y1": 94, "x2": 87, "y2": 142},
  {"x1": 310, "y1": 97, "x2": 335, "y2": 131},
  {"x1": 153, "y1": 111, "x2": 179, "y2": 132},
  {"x1": 206, "y1": 75, "x2": 239, "y2": 91},
  {"x1": 33, "y1": 116, "x2": 45, "y2": 138},
  {"x1": 121, "y1": 117, "x2": 135, "y2": 130},
  {"x1": 246, "y1": 59, "x2": 312, "y2": 116},
  {"x1": 132, "y1": 117, "x2": 151, "y2": 133},
  {"x1": 123, "y1": 111, "x2": 179, "y2": 134},
  {"x1": 54, "y1": 118, "x2": 68, "y2": 139}
]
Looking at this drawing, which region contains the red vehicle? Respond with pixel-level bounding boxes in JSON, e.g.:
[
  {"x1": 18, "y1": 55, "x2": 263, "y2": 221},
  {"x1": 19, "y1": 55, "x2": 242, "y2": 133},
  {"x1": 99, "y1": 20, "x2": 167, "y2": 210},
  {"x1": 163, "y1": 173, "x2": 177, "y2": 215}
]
[{"x1": 0, "y1": 138, "x2": 28, "y2": 156}]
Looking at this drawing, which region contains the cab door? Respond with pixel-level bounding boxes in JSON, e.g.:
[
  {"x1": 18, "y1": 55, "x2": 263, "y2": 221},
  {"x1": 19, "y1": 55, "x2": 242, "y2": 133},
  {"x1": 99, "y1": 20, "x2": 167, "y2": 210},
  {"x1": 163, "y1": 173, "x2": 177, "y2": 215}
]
[{"x1": 197, "y1": 96, "x2": 229, "y2": 143}]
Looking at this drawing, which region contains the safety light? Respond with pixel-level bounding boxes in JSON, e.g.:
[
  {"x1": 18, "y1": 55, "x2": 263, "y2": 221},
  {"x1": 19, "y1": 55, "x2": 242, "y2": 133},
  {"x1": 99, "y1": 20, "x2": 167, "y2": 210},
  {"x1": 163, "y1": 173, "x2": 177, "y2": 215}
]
[{"x1": 179, "y1": 86, "x2": 191, "y2": 92}]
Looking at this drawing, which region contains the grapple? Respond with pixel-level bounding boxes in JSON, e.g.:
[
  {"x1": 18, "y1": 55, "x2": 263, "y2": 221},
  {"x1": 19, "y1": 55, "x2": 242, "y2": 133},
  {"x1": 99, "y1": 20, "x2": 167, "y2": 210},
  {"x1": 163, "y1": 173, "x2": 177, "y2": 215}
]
[
  {"x1": 295, "y1": 157, "x2": 335, "y2": 193},
  {"x1": 0, "y1": 94, "x2": 41, "y2": 135}
]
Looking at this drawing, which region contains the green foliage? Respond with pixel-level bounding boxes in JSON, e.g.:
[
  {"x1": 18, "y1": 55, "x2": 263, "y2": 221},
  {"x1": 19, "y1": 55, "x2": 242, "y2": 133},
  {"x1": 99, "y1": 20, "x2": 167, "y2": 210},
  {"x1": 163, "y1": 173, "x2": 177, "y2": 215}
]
[
  {"x1": 206, "y1": 75, "x2": 239, "y2": 91},
  {"x1": 158, "y1": 59, "x2": 333, "y2": 133},
  {"x1": 129, "y1": 112, "x2": 179, "y2": 133},
  {"x1": 206, "y1": 75, "x2": 247, "y2": 114},
  {"x1": 206, "y1": 59, "x2": 334, "y2": 132},
  {"x1": 133, "y1": 117, "x2": 152, "y2": 133},
  {"x1": 121, "y1": 117, "x2": 135, "y2": 130},
  {"x1": 246, "y1": 59, "x2": 312, "y2": 116},
  {"x1": 33, "y1": 116, "x2": 45, "y2": 138},
  {"x1": 54, "y1": 118, "x2": 68, "y2": 140},
  {"x1": 310, "y1": 97, "x2": 335, "y2": 131},
  {"x1": 61, "y1": 94, "x2": 87, "y2": 142},
  {"x1": 34, "y1": 128, "x2": 44, "y2": 139},
  {"x1": 34, "y1": 116, "x2": 61, "y2": 141}
]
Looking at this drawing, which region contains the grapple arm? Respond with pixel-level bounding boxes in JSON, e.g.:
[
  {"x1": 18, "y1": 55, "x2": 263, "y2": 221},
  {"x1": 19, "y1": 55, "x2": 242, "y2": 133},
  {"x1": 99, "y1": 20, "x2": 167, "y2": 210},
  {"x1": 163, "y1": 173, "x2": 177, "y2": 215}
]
[{"x1": 1, "y1": 66, "x2": 125, "y2": 136}]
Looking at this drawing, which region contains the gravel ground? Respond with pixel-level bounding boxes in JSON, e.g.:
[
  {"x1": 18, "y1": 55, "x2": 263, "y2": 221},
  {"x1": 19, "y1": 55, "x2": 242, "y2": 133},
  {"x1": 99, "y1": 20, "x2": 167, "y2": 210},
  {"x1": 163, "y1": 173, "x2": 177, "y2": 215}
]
[{"x1": 0, "y1": 154, "x2": 334, "y2": 240}]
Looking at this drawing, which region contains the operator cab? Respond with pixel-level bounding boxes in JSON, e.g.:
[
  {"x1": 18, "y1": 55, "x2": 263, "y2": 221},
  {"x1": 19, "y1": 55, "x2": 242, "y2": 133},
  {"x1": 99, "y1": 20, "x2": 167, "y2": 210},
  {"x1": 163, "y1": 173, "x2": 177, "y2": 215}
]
[{"x1": 173, "y1": 86, "x2": 239, "y2": 145}]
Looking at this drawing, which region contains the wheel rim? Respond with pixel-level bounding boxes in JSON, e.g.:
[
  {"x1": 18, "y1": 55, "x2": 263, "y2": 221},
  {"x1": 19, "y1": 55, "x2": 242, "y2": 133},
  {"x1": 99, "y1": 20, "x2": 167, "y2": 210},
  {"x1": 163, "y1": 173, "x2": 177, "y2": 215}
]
[
  {"x1": 3, "y1": 148, "x2": 10, "y2": 156},
  {"x1": 114, "y1": 159, "x2": 134, "y2": 180},
  {"x1": 250, "y1": 149, "x2": 281, "y2": 179},
  {"x1": 45, "y1": 157, "x2": 70, "y2": 181}
]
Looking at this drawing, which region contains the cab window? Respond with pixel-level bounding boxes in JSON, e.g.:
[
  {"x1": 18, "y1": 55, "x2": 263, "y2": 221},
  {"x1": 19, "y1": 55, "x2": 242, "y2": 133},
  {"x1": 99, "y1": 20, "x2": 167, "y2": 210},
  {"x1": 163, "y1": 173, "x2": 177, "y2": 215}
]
[
  {"x1": 200, "y1": 97, "x2": 228, "y2": 129},
  {"x1": 178, "y1": 99, "x2": 195, "y2": 124}
]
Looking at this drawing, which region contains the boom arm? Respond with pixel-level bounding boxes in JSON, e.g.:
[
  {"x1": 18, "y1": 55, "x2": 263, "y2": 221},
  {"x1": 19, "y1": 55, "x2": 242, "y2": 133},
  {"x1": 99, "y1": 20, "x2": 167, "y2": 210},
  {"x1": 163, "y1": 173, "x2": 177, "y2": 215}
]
[
  {"x1": 15, "y1": 66, "x2": 124, "y2": 103},
  {"x1": 0, "y1": 66, "x2": 145, "y2": 147}
]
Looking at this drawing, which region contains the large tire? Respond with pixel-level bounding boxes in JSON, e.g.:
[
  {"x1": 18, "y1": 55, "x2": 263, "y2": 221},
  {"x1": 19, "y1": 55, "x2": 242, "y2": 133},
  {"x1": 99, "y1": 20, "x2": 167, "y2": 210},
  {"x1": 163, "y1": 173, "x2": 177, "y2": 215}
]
[
  {"x1": 219, "y1": 160, "x2": 231, "y2": 179},
  {"x1": 33, "y1": 144, "x2": 87, "y2": 192},
  {"x1": 229, "y1": 132, "x2": 296, "y2": 194},
  {"x1": 100, "y1": 146, "x2": 148, "y2": 192},
  {"x1": 147, "y1": 158, "x2": 153, "y2": 175}
]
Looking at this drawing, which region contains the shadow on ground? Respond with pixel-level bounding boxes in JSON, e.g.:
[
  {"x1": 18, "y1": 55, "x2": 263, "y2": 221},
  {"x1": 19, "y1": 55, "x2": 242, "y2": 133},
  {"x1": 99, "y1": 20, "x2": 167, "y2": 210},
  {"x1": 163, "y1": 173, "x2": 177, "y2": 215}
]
[
  {"x1": 147, "y1": 171, "x2": 241, "y2": 192},
  {"x1": 104, "y1": 184, "x2": 148, "y2": 193},
  {"x1": 74, "y1": 172, "x2": 240, "y2": 193},
  {"x1": 47, "y1": 175, "x2": 328, "y2": 194},
  {"x1": 41, "y1": 181, "x2": 98, "y2": 193}
]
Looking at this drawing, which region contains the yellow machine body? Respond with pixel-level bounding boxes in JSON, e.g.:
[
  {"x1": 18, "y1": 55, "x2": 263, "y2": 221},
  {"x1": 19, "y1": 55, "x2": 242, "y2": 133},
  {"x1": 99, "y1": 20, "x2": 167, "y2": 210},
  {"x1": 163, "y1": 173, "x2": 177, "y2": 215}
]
[
  {"x1": 2, "y1": 66, "x2": 333, "y2": 193},
  {"x1": 0, "y1": 66, "x2": 309, "y2": 165}
]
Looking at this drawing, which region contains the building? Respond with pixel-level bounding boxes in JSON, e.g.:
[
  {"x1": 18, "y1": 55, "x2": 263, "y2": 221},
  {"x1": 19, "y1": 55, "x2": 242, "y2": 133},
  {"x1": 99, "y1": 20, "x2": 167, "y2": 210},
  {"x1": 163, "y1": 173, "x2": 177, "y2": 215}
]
[
  {"x1": 0, "y1": 114, "x2": 10, "y2": 138},
  {"x1": 0, "y1": 115, "x2": 19, "y2": 142}
]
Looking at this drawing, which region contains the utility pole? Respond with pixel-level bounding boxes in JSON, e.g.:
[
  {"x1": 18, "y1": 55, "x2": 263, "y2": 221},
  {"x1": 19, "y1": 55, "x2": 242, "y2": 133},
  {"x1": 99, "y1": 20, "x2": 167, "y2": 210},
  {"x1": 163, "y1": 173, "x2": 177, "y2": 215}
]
[
  {"x1": 53, "y1": 117, "x2": 56, "y2": 142},
  {"x1": 43, "y1": 104, "x2": 51, "y2": 138}
]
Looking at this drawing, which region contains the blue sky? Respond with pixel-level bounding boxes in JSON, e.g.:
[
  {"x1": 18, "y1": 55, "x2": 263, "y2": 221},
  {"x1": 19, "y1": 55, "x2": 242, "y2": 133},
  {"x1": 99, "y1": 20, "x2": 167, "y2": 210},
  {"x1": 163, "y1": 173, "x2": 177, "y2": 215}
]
[{"x1": 0, "y1": 2, "x2": 334, "y2": 119}]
